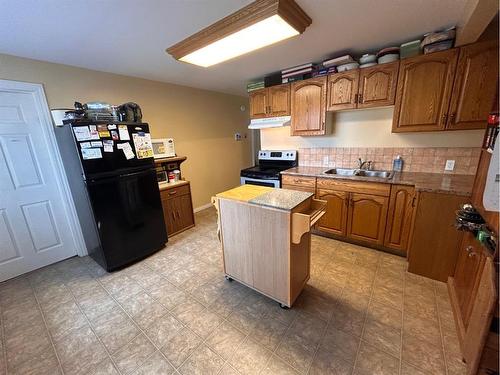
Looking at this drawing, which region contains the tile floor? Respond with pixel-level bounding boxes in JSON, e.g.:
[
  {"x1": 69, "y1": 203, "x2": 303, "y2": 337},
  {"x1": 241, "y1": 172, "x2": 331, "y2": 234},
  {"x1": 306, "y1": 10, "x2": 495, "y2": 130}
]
[{"x1": 0, "y1": 208, "x2": 466, "y2": 375}]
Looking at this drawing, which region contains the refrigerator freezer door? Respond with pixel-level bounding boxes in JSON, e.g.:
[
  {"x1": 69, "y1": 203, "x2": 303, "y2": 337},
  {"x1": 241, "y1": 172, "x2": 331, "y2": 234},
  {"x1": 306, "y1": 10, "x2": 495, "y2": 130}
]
[
  {"x1": 72, "y1": 122, "x2": 154, "y2": 179},
  {"x1": 86, "y1": 167, "x2": 167, "y2": 270}
]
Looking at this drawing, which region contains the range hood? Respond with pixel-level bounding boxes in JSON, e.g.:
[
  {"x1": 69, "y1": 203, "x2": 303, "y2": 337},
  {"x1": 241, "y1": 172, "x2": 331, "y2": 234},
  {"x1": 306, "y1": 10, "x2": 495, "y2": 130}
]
[{"x1": 248, "y1": 116, "x2": 291, "y2": 129}]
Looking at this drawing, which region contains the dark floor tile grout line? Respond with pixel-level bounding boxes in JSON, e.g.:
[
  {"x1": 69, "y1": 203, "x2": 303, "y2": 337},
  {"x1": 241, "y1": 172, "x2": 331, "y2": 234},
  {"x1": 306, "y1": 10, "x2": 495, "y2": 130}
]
[{"x1": 27, "y1": 280, "x2": 65, "y2": 375}]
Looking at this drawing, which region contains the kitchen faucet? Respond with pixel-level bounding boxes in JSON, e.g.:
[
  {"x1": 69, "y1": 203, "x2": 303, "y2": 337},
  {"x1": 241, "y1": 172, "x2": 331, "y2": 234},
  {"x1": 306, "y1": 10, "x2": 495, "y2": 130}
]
[{"x1": 357, "y1": 158, "x2": 372, "y2": 170}]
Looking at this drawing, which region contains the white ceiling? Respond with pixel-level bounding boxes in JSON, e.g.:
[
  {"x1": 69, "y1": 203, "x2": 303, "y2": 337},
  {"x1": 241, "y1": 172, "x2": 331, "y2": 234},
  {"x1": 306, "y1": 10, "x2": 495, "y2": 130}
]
[{"x1": 0, "y1": 0, "x2": 468, "y2": 96}]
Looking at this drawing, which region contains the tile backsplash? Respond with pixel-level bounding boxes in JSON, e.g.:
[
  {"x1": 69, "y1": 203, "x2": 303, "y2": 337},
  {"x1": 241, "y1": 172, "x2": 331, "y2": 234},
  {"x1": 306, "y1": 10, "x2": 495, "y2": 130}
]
[{"x1": 298, "y1": 147, "x2": 481, "y2": 175}]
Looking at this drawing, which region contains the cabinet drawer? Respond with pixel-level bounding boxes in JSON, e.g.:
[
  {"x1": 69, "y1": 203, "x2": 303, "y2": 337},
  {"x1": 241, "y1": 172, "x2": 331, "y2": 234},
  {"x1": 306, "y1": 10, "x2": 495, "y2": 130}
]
[
  {"x1": 282, "y1": 184, "x2": 315, "y2": 194},
  {"x1": 160, "y1": 183, "x2": 190, "y2": 199},
  {"x1": 282, "y1": 175, "x2": 316, "y2": 187},
  {"x1": 316, "y1": 178, "x2": 390, "y2": 197}
]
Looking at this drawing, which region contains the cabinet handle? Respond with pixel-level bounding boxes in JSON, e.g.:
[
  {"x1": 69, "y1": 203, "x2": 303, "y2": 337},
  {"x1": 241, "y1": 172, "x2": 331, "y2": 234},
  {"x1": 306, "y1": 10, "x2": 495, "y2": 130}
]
[
  {"x1": 411, "y1": 196, "x2": 416, "y2": 207},
  {"x1": 358, "y1": 94, "x2": 363, "y2": 103},
  {"x1": 354, "y1": 94, "x2": 359, "y2": 103},
  {"x1": 465, "y1": 245, "x2": 477, "y2": 257},
  {"x1": 449, "y1": 113, "x2": 456, "y2": 124},
  {"x1": 441, "y1": 113, "x2": 448, "y2": 125},
  {"x1": 168, "y1": 190, "x2": 177, "y2": 195}
]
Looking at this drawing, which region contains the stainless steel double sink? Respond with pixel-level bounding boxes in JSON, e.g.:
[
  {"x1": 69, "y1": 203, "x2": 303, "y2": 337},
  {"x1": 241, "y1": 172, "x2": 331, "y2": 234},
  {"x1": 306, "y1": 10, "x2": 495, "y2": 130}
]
[{"x1": 323, "y1": 168, "x2": 394, "y2": 179}]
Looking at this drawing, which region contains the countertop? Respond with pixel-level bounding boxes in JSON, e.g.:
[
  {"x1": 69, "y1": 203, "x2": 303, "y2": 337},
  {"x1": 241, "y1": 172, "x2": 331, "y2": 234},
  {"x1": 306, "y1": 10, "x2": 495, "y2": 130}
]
[
  {"x1": 216, "y1": 185, "x2": 313, "y2": 211},
  {"x1": 158, "y1": 180, "x2": 189, "y2": 191},
  {"x1": 281, "y1": 167, "x2": 475, "y2": 196}
]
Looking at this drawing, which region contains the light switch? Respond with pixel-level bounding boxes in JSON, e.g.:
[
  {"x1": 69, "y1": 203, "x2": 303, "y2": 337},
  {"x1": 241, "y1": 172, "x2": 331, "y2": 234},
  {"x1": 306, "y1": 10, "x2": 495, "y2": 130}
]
[{"x1": 445, "y1": 160, "x2": 455, "y2": 171}]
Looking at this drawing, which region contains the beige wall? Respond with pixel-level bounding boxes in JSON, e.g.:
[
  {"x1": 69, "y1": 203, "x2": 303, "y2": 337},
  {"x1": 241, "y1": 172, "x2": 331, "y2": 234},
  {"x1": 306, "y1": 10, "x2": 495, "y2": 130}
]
[
  {"x1": 0, "y1": 53, "x2": 252, "y2": 209},
  {"x1": 260, "y1": 107, "x2": 484, "y2": 149}
]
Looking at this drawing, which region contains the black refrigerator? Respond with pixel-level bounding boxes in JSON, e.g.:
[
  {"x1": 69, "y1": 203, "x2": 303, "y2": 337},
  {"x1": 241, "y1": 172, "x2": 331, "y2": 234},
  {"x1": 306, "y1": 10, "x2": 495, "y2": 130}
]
[{"x1": 62, "y1": 120, "x2": 167, "y2": 271}]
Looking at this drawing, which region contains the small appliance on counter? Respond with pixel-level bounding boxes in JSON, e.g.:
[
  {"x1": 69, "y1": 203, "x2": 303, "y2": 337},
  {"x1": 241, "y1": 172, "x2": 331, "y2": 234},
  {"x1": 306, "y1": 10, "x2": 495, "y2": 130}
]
[
  {"x1": 240, "y1": 150, "x2": 298, "y2": 188},
  {"x1": 152, "y1": 138, "x2": 176, "y2": 158}
]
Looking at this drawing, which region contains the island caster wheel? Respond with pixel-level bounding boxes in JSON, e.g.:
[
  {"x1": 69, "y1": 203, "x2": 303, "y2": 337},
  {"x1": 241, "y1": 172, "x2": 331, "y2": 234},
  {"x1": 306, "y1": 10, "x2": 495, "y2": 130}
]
[
  {"x1": 225, "y1": 275, "x2": 233, "y2": 282},
  {"x1": 279, "y1": 303, "x2": 289, "y2": 309}
]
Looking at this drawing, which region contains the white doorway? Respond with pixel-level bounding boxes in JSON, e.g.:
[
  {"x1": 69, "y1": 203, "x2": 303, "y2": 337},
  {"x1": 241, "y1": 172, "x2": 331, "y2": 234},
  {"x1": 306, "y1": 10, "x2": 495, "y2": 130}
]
[{"x1": 0, "y1": 80, "x2": 85, "y2": 281}]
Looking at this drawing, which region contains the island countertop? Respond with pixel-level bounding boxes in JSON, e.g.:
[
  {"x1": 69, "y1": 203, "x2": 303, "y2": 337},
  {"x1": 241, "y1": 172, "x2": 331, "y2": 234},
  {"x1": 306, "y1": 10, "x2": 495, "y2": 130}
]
[
  {"x1": 216, "y1": 185, "x2": 313, "y2": 211},
  {"x1": 281, "y1": 167, "x2": 475, "y2": 196}
]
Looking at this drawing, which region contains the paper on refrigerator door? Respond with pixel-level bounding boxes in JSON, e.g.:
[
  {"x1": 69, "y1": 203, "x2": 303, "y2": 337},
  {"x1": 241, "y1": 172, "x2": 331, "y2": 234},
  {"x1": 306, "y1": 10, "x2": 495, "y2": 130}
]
[
  {"x1": 132, "y1": 132, "x2": 154, "y2": 159},
  {"x1": 103, "y1": 140, "x2": 114, "y2": 153},
  {"x1": 117, "y1": 142, "x2": 135, "y2": 160},
  {"x1": 118, "y1": 125, "x2": 130, "y2": 141},
  {"x1": 89, "y1": 125, "x2": 100, "y2": 140},
  {"x1": 81, "y1": 148, "x2": 102, "y2": 160},
  {"x1": 73, "y1": 126, "x2": 91, "y2": 141}
]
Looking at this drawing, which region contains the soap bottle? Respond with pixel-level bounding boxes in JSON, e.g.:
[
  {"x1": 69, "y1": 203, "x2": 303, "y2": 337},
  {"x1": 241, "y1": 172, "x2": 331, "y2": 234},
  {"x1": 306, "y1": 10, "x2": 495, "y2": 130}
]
[{"x1": 393, "y1": 155, "x2": 403, "y2": 172}]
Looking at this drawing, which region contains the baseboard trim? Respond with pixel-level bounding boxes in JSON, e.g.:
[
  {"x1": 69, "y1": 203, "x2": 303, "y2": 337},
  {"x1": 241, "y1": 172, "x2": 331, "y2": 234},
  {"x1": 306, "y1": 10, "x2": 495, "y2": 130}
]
[{"x1": 194, "y1": 203, "x2": 213, "y2": 213}]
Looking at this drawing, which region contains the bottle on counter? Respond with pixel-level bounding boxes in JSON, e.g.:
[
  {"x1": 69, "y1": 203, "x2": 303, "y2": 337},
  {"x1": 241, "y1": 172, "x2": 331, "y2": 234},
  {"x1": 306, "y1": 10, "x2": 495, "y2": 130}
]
[{"x1": 393, "y1": 155, "x2": 403, "y2": 172}]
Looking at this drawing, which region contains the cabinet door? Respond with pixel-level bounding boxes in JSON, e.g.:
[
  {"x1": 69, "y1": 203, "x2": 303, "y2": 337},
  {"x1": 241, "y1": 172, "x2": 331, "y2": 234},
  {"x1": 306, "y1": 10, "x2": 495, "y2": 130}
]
[
  {"x1": 384, "y1": 185, "x2": 415, "y2": 254},
  {"x1": 317, "y1": 189, "x2": 348, "y2": 236},
  {"x1": 268, "y1": 84, "x2": 291, "y2": 116},
  {"x1": 392, "y1": 49, "x2": 458, "y2": 132},
  {"x1": 454, "y1": 232, "x2": 486, "y2": 327},
  {"x1": 291, "y1": 77, "x2": 327, "y2": 136},
  {"x1": 327, "y1": 70, "x2": 359, "y2": 111},
  {"x1": 347, "y1": 193, "x2": 388, "y2": 245},
  {"x1": 358, "y1": 62, "x2": 399, "y2": 109},
  {"x1": 161, "y1": 197, "x2": 177, "y2": 236},
  {"x1": 176, "y1": 194, "x2": 195, "y2": 231},
  {"x1": 249, "y1": 88, "x2": 268, "y2": 119},
  {"x1": 447, "y1": 41, "x2": 499, "y2": 130}
]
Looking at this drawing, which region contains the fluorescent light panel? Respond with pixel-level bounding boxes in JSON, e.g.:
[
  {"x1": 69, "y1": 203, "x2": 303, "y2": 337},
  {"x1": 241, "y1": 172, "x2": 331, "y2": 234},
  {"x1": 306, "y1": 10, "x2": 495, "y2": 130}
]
[{"x1": 180, "y1": 15, "x2": 299, "y2": 67}]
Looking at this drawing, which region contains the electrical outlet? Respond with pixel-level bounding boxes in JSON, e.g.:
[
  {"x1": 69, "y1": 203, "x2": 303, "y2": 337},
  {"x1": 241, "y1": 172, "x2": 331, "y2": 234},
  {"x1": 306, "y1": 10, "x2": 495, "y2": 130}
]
[
  {"x1": 234, "y1": 132, "x2": 242, "y2": 141},
  {"x1": 445, "y1": 159, "x2": 455, "y2": 171}
]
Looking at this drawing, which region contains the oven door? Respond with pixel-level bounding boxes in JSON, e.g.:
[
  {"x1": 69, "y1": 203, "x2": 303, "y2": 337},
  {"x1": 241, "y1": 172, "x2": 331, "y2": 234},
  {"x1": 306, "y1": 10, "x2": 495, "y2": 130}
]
[{"x1": 240, "y1": 176, "x2": 280, "y2": 188}]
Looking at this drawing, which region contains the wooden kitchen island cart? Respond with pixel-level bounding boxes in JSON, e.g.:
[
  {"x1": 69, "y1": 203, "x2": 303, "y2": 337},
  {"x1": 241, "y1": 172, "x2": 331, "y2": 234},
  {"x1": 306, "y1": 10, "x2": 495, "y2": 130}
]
[{"x1": 213, "y1": 185, "x2": 326, "y2": 307}]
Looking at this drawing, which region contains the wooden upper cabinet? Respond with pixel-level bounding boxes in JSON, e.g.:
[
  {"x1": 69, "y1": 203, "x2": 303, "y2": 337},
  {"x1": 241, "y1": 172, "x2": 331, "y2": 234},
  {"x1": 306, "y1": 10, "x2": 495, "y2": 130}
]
[
  {"x1": 268, "y1": 85, "x2": 291, "y2": 117},
  {"x1": 384, "y1": 185, "x2": 415, "y2": 254},
  {"x1": 249, "y1": 84, "x2": 290, "y2": 119},
  {"x1": 249, "y1": 88, "x2": 268, "y2": 119},
  {"x1": 447, "y1": 41, "x2": 499, "y2": 130},
  {"x1": 291, "y1": 77, "x2": 327, "y2": 136},
  {"x1": 347, "y1": 193, "x2": 388, "y2": 245},
  {"x1": 327, "y1": 70, "x2": 359, "y2": 111},
  {"x1": 358, "y1": 61, "x2": 399, "y2": 109},
  {"x1": 392, "y1": 48, "x2": 459, "y2": 132},
  {"x1": 317, "y1": 188, "x2": 349, "y2": 236}
]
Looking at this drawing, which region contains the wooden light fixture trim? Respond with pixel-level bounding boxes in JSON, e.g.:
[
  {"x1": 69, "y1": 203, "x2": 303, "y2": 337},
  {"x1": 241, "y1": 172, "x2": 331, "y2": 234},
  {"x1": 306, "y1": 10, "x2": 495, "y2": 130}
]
[{"x1": 166, "y1": 0, "x2": 312, "y2": 60}]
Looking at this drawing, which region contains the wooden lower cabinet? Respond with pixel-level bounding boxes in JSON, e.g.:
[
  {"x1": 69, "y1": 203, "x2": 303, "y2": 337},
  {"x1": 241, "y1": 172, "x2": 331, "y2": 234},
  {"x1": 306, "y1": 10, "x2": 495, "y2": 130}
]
[
  {"x1": 347, "y1": 193, "x2": 389, "y2": 245},
  {"x1": 316, "y1": 188, "x2": 348, "y2": 236},
  {"x1": 408, "y1": 192, "x2": 465, "y2": 282},
  {"x1": 383, "y1": 185, "x2": 415, "y2": 254},
  {"x1": 160, "y1": 182, "x2": 195, "y2": 236},
  {"x1": 453, "y1": 231, "x2": 487, "y2": 328}
]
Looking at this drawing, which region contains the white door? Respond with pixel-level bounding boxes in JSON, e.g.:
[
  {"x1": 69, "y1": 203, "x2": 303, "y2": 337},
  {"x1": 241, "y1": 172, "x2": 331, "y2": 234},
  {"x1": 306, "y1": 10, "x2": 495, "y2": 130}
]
[{"x1": 0, "y1": 80, "x2": 80, "y2": 281}]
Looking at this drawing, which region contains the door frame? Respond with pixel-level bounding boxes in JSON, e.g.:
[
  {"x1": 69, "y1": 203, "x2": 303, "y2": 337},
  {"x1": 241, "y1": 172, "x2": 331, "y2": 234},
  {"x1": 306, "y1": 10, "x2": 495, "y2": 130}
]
[{"x1": 0, "y1": 79, "x2": 87, "y2": 257}]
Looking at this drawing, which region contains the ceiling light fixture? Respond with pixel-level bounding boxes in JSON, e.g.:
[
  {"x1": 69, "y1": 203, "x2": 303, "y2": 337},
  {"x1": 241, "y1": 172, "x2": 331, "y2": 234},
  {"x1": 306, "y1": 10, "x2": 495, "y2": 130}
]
[{"x1": 166, "y1": 0, "x2": 311, "y2": 67}]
